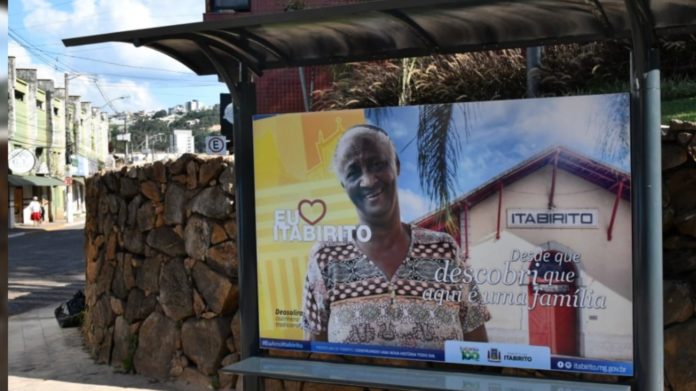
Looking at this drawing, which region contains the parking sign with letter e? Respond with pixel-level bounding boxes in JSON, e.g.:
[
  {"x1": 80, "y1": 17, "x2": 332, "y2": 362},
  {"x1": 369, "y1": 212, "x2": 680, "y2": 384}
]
[{"x1": 206, "y1": 135, "x2": 227, "y2": 155}]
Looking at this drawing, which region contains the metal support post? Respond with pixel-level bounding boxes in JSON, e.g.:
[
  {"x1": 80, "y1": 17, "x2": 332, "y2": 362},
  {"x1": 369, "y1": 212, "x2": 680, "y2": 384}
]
[
  {"x1": 634, "y1": 48, "x2": 663, "y2": 391},
  {"x1": 626, "y1": 1, "x2": 663, "y2": 389},
  {"x1": 526, "y1": 47, "x2": 541, "y2": 98},
  {"x1": 64, "y1": 73, "x2": 74, "y2": 223},
  {"x1": 232, "y1": 68, "x2": 262, "y2": 391}
]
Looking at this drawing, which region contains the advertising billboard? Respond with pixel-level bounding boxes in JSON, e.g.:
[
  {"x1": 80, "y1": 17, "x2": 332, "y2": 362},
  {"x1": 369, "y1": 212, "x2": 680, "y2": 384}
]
[{"x1": 253, "y1": 93, "x2": 633, "y2": 376}]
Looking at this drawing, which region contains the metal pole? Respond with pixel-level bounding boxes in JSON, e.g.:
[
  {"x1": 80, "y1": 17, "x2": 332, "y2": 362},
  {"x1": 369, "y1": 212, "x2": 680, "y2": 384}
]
[
  {"x1": 636, "y1": 48, "x2": 663, "y2": 391},
  {"x1": 526, "y1": 47, "x2": 541, "y2": 98},
  {"x1": 233, "y1": 67, "x2": 261, "y2": 391},
  {"x1": 124, "y1": 113, "x2": 129, "y2": 163},
  {"x1": 299, "y1": 67, "x2": 310, "y2": 112},
  {"x1": 626, "y1": 1, "x2": 663, "y2": 389}
]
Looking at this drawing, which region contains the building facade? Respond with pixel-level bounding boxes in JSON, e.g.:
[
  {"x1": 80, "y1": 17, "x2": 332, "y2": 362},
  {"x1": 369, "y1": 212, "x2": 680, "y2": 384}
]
[
  {"x1": 416, "y1": 147, "x2": 633, "y2": 361},
  {"x1": 172, "y1": 129, "x2": 195, "y2": 154},
  {"x1": 7, "y1": 57, "x2": 111, "y2": 227}
]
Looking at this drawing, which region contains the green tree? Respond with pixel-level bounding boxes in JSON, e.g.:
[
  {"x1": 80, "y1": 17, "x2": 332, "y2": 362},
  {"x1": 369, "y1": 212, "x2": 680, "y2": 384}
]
[
  {"x1": 169, "y1": 105, "x2": 221, "y2": 152},
  {"x1": 108, "y1": 105, "x2": 222, "y2": 155},
  {"x1": 128, "y1": 117, "x2": 171, "y2": 152}
]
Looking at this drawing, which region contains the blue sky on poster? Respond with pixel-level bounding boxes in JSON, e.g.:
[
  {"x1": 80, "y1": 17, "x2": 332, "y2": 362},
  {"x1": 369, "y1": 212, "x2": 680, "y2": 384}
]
[
  {"x1": 8, "y1": 0, "x2": 226, "y2": 113},
  {"x1": 365, "y1": 94, "x2": 631, "y2": 222}
]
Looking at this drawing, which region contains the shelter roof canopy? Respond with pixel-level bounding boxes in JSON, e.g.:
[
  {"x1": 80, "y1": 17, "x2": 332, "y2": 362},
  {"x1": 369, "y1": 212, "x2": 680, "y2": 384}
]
[{"x1": 63, "y1": 0, "x2": 696, "y2": 79}]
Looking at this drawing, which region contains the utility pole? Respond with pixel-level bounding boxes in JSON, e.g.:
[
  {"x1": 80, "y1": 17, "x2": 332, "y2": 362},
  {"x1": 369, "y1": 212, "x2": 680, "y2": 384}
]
[
  {"x1": 124, "y1": 113, "x2": 130, "y2": 163},
  {"x1": 145, "y1": 132, "x2": 149, "y2": 161},
  {"x1": 64, "y1": 72, "x2": 74, "y2": 223},
  {"x1": 526, "y1": 47, "x2": 542, "y2": 98}
]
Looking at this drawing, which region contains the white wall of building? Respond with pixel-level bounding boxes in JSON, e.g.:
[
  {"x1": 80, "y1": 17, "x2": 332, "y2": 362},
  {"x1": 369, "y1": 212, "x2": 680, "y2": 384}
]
[{"x1": 463, "y1": 165, "x2": 632, "y2": 360}]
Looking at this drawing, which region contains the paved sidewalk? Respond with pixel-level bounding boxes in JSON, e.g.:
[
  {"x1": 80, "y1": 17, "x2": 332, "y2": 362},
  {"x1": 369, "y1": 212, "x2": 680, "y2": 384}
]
[
  {"x1": 9, "y1": 305, "x2": 198, "y2": 391},
  {"x1": 9, "y1": 216, "x2": 87, "y2": 238}
]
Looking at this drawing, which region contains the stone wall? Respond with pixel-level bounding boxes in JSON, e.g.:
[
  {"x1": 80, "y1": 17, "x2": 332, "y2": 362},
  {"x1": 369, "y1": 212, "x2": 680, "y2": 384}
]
[
  {"x1": 662, "y1": 120, "x2": 696, "y2": 391},
  {"x1": 83, "y1": 121, "x2": 696, "y2": 390},
  {"x1": 83, "y1": 154, "x2": 241, "y2": 389}
]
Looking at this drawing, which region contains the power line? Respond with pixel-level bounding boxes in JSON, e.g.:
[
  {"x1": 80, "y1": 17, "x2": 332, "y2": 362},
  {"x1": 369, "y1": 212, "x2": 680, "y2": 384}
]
[
  {"x1": 36, "y1": 49, "x2": 196, "y2": 74},
  {"x1": 95, "y1": 80, "x2": 222, "y2": 87},
  {"x1": 9, "y1": 29, "x2": 79, "y2": 74},
  {"x1": 8, "y1": 56, "x2": 214, "y2": 85},
  {"x1": 9, "y1": 32, "x2": 70, "y2": 73},
  {"x1": 92, "y1": 79, "x2": 121, "y2": 112},
  {"x1": 9, "y1": 9, "x2": 199, "y2": 33},
  {"x1": 9, "y1": 31, "x2": 223, "y2": 83},
  {"x1": 12, "y1": 33, "x2": 196, "y2": 75},
  {"x1": 80, "y1": 72, "x2": 213, "y2": 82},
  {"x1": 9, "y1": 29, "x2": 226, "y2": 108}
]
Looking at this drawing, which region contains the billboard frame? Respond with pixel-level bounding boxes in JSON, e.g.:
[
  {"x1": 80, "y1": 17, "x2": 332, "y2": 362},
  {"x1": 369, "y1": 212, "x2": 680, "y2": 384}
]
[{"x1": 60, "y1": 0, "x2": 691, "y2": 389}]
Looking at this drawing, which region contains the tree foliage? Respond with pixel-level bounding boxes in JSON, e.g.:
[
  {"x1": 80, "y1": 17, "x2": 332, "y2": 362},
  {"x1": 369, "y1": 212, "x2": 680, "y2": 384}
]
[
  {"x1": 110, "y1": 105, "x2": 220, "y2": 154},
  {"x1": 312, "y1": 37, "x2": 696, "y2": 225}
]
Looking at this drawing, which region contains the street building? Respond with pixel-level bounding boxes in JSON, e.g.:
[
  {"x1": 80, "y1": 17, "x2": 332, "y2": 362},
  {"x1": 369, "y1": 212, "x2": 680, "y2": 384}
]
[
  {"x1": 171, "y1": 129, "x2": 195, "y2": 154},
  {"x1": 7, "y1": 57, "x2": 111, "y2": 227},
  {"x1": 185, "y1": 99, "x2": 201, "y2": 112}
]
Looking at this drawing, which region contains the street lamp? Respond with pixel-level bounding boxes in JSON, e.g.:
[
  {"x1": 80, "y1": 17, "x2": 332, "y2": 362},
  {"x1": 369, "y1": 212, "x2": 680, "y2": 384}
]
[
  {"x1": 95, "y1": 96, "x2": 131, "y2": 164},
  {"x1": 96, "y1": 95, "x2": 129, "y2": 112}
]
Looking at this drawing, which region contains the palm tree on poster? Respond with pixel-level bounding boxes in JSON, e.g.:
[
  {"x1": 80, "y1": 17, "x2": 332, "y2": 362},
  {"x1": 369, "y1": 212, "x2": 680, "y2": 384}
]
[
  {"x1": 592, "y1": 94, "x2": 631, "y2": 168},
  {"x1": 369, "y1": 101, "x2": 475, "y2": 234}
]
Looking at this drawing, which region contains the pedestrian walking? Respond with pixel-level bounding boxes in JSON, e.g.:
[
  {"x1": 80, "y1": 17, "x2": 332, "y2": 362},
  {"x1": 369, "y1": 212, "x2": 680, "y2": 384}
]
[
  {"x1": 41, "y1": 196, "x2": 49, "y2": 222},
  {"x1": 29, "y1": 196, "x2": 42, "y2": 226}
]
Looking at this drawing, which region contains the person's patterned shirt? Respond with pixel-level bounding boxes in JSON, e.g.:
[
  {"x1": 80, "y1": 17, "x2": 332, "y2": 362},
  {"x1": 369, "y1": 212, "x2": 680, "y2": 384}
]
[{"x1": 300, "y1": 225, "x2": 488, "y2": 349}]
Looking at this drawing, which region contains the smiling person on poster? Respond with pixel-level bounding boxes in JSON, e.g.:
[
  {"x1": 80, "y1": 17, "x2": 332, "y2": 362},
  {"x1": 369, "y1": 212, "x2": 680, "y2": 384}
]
[{"x1": 300, "y1": 124, "x2": 489, "y2": 349}]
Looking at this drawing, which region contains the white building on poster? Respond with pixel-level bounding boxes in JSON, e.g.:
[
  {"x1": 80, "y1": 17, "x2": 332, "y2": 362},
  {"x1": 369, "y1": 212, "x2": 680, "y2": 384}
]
[{"x1": 415, "y1": 147, "x2": 632, "y2": 361}]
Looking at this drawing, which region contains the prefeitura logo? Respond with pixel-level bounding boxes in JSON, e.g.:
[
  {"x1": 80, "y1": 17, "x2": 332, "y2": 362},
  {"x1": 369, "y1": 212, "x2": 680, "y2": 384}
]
[{"x1": 487, "y1": 348, "x2": 501, "y2": 362}]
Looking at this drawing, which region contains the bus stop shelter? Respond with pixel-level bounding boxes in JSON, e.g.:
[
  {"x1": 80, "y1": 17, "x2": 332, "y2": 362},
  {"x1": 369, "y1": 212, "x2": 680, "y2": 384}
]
[{"x1": 64, "y1": 1, "x2": 696, "y2": 390}]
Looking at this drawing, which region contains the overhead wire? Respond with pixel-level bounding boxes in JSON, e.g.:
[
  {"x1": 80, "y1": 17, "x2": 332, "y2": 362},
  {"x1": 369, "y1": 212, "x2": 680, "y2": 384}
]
[
  {"x1": 9, "y1": 29, "x2": 73, "y2": 73},
  {"x1": 9, "y1": 7, "x2": 199, "y2": 33},
  {"x1": 9, "y1": 25, "x2": 226, "y2": 109},
  {"x1": 7, "y1": 54, "x2": 216, "y2": 85},
  {"x1": 92, "y1": 79, "x2": 120, "y2": 112},
  {"x1": 9, "y1": 29, "x2": 89, "y2": 75},
  {"x1": 12, "y1": 35, "x2": 198, "y2": 75},
  {"x1": 36, "y1": 50, "x2": 197, "y2": 74}
]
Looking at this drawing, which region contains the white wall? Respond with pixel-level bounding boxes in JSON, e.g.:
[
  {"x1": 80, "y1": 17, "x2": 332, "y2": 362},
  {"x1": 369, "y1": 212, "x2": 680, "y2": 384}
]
[
  {"x1": 462, "y1": 165, "x2": 633, "y2": 360},
  {"x1": 172, "y1": 130, "x2": 194, "y2": 154}
]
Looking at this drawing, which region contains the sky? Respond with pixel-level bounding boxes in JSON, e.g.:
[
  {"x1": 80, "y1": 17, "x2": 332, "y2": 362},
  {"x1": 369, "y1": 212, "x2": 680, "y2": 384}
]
[
  {"x1": 8, "y1": 0, "x2": 227, "y2": 114},
  {"x1": 363, "y1": 93, "x2": 631, "y2": 222}
]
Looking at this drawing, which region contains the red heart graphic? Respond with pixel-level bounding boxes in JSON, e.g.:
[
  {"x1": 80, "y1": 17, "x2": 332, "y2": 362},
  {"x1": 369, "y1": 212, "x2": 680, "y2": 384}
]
[{"x1": 298, "y1": 199, "x2": 327, "y2": 225}]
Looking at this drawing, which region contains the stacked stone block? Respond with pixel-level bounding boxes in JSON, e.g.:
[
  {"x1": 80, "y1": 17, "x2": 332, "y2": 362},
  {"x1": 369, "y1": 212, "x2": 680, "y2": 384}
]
[
  {"x1": 83, "y1": 121, "x2": 696, "y2": 390},
  {"x1": 83, "y1": 154, "x2": 240, "y2": 389},
  {"x1": 662, "y1": 120, "x2": 696, "y2": 391}
]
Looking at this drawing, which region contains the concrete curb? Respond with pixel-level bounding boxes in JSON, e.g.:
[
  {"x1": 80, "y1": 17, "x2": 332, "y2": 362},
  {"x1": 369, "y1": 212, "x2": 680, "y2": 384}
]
[
  {"x1": 44, "y1": 221, "x2": 86, "y2": 231},
  {"x1": 9, "y1": 220, "x2": 85, "y2": 236}
]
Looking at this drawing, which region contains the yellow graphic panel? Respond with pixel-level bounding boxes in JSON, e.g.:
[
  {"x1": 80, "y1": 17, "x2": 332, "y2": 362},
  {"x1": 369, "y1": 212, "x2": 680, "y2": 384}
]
[{"x1": 253, "y1": 110, "x2": 366, "y2": 340}]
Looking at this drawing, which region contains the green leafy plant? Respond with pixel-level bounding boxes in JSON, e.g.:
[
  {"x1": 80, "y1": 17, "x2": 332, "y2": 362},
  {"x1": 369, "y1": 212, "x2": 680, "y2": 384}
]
[
  {"x1": 663, "y1": 97, "x2": 696, "y2": 122},
  {"x1": 312, "y1": 38, "x2": 696, "y2": 221},
  {"x1": 121, "y1": 334, "x2": 139, "y2": 374}
]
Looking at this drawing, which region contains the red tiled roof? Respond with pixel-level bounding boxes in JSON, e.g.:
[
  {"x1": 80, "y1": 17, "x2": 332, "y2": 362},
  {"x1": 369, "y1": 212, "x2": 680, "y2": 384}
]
[{"x1": 414, "y1": 146, "x2": 630, "y2": 227}]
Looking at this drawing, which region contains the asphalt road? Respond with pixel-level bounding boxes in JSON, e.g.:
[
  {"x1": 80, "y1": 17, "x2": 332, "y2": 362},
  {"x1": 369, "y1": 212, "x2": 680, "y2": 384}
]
[{"x1": 8, "y1": 225, "x2": 85, "y2": 315}]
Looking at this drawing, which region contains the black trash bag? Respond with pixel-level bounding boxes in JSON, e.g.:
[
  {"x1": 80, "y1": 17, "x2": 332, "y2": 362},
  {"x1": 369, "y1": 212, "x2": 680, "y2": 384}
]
[{"x1": 55, "y1": 290, "x2": 85, "y2": 328}]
